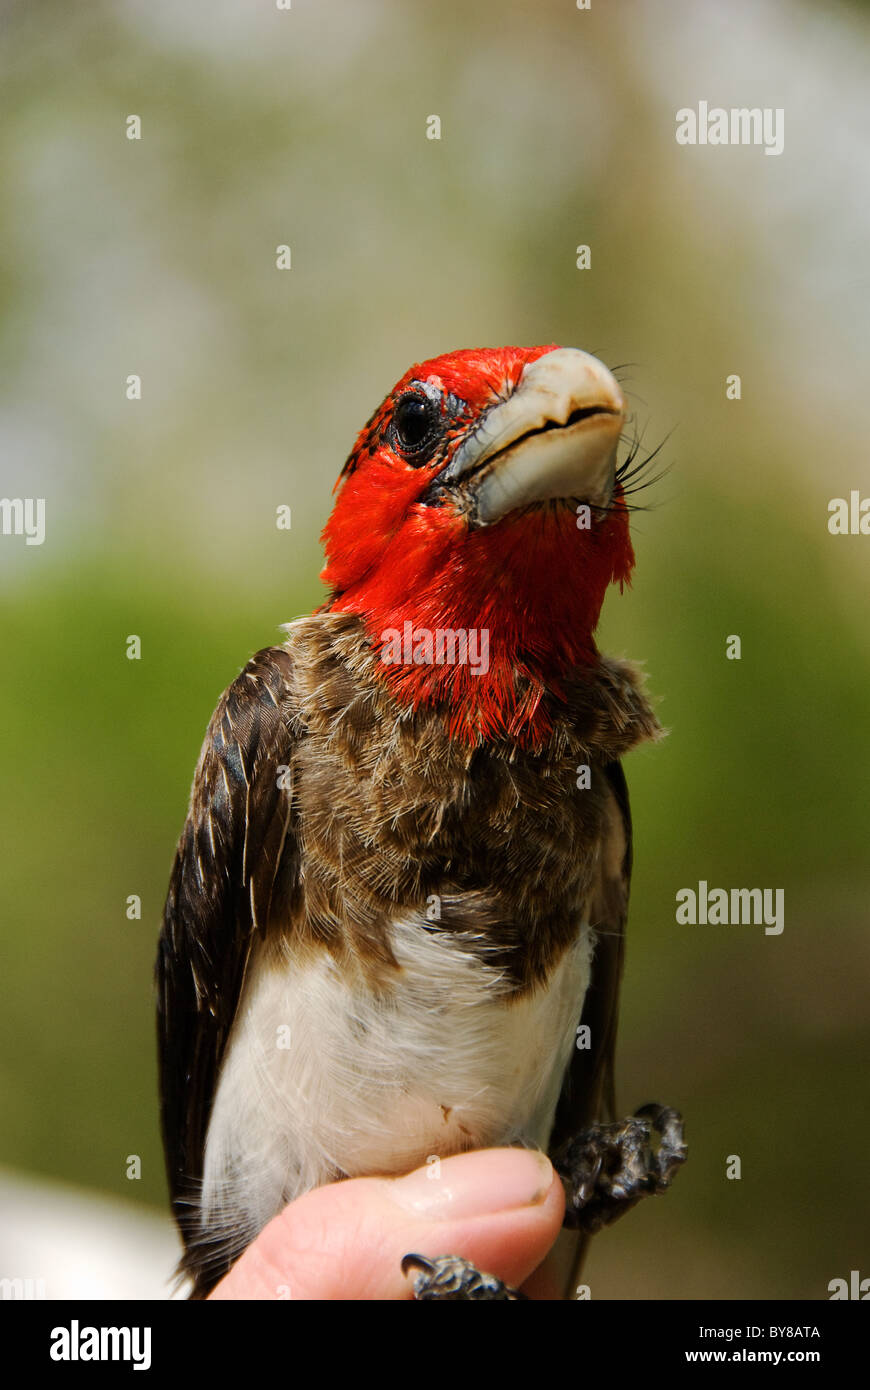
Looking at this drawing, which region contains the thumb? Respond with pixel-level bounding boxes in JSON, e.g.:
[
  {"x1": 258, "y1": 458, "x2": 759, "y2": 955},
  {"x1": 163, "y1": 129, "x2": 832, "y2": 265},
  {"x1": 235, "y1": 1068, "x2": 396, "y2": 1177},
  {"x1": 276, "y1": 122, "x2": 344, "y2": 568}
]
[{"x1": 209, "y1": 1147, "x2": 564, "y2": 1300}]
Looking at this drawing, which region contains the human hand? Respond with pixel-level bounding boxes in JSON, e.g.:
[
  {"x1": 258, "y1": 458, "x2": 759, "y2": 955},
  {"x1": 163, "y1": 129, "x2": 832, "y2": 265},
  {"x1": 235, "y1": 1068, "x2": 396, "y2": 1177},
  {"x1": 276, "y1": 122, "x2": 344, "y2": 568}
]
[{"x1": 209, "y1": 1147, "x2": 565, "y2": 1300}]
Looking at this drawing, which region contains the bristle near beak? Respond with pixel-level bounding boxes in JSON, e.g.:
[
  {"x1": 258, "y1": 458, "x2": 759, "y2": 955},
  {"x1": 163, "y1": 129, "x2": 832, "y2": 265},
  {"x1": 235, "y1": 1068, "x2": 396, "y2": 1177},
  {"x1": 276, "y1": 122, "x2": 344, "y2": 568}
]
[{"x1": 441, "y1": 348, "x2": 625, "y2": 523}]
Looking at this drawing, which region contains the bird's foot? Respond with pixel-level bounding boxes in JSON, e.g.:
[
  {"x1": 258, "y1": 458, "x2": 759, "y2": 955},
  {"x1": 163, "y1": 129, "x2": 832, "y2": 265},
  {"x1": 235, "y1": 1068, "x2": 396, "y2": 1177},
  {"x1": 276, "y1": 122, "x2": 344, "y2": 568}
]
[
  {"x1": 400, "y1": 1107, "x2": 685, "y2": 1299},
  {"x1": 401, "y1": 1252, "x2": 526, "y2": 1301},
  {"x1": 555, "y1": 1103, "x2": 687, "y2": 1232}
]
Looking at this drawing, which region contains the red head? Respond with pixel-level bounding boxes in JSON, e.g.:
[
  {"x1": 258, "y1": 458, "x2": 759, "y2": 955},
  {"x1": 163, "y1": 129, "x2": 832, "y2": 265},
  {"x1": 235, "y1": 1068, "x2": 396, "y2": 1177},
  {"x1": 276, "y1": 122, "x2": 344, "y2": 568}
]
[{"x1": 321, "y1": 345, "x2": 635, "y2": 746}]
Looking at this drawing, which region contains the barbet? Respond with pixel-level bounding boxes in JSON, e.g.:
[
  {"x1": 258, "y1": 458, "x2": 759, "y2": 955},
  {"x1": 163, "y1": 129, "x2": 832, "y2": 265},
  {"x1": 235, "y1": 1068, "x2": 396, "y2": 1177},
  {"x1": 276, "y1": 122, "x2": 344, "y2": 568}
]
[{"x1": 157, "y1": 345, "x2": 685, "y2": 1300}]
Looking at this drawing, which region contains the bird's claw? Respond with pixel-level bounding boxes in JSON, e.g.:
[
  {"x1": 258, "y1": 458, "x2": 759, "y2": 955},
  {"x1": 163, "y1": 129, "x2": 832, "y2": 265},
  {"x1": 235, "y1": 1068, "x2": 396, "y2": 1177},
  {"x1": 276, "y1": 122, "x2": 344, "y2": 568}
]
[
  {"x1": 400, "y1": 1107, "x2": 685, "y2": 1298},
  {"x1": 556, "y1": 1103, "x2": 687, "y2": 1232},
  {"x1": 401, "y1": 1252, "x2": 526, "y2": 1301}
]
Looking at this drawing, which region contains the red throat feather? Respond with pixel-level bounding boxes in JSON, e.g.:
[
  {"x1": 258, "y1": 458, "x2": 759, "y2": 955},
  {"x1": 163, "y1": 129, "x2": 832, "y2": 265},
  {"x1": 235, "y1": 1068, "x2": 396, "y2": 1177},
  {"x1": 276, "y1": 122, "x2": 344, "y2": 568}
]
[{"x1": 321, "y1": 346, "x2": 635, "y2": 747}]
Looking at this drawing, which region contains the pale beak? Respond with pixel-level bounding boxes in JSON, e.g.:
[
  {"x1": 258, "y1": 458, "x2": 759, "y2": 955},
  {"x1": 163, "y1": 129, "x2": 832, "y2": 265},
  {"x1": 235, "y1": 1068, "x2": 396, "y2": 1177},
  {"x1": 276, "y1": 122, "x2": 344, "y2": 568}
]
[{"x1": 443, "y1": 348, "x2": 625, "y2": 524}]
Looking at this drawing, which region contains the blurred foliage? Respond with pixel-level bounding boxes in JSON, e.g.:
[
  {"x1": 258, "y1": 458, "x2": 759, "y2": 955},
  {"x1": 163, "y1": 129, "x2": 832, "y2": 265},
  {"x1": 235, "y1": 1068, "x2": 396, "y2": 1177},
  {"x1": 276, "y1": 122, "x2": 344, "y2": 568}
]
[{"x1": 1, "y1": 0, "x2": 868, "y2": 1297}]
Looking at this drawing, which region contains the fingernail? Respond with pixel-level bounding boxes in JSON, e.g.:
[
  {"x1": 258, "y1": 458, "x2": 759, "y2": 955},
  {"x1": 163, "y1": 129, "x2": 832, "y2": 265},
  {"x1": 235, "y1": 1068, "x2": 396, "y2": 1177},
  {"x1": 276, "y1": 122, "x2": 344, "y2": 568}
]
[{"x1": 387, "y1": 1148, "x2": 554, "y2": 1220}]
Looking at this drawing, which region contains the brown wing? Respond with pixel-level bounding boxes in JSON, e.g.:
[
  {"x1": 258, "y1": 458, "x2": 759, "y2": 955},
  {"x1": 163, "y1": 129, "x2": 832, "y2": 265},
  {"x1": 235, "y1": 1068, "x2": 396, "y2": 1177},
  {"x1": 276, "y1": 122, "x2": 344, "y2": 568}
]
[
  {"x1": 155, "y1": 646, "x2": 296, "y2": 1289},
  {"x1": 549, "y1": 757, "x2": 631, "y2": 1145},
  {"x1": 547, "y1": 758, "x2": 632, "y2": 1297}
]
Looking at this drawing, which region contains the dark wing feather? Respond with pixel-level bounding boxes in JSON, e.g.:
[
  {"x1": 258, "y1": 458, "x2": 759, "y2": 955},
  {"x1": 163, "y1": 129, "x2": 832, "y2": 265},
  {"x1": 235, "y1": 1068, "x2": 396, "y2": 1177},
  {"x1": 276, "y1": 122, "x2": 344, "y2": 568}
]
[
  {"x1": 550, "y1": 757, "x2": 632, "y2": 1148},
  {"x1": 548, "y1": 759, "x2": 632, "y2": 1296},
  {"x1": 155, "y1": 646, "x2": 296, "y2": 1289}
]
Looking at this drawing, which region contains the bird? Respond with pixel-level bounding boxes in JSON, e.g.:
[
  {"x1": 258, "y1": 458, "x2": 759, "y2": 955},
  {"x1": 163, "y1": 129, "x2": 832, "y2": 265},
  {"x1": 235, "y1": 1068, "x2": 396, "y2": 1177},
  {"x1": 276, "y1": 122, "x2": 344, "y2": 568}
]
[{"x1": 156, "y1": 344, "x2": 685, "y2": 1300}]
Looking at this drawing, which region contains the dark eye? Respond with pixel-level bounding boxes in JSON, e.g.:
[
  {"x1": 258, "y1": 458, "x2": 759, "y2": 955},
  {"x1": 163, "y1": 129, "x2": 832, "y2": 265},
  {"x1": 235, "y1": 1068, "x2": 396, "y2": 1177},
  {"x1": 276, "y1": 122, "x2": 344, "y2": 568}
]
[{"x1": 393, "y1": 394, "x2": 437, "y2": 459}]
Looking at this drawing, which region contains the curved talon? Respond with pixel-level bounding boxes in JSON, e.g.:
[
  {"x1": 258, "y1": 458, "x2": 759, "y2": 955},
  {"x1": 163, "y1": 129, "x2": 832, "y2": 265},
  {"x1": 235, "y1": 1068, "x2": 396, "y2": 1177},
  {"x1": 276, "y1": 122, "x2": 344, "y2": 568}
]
[{"x1": 401, "y1": 1252, "x2": 525, "y2": 1301}]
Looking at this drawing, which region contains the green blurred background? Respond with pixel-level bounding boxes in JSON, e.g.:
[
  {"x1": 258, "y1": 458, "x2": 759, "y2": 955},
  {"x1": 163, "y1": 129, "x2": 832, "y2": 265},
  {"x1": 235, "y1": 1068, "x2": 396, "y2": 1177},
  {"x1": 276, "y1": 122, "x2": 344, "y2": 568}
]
[{"x1": 1, "y1": 0, "x2": 868, "y2": 1298}]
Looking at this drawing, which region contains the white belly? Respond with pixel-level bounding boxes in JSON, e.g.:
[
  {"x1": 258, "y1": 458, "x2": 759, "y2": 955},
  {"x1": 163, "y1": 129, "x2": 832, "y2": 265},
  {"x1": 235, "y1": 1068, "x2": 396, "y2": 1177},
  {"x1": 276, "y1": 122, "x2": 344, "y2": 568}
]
[{"x1": 200, "y1": 917, "x2": 593, "y2": 1254}]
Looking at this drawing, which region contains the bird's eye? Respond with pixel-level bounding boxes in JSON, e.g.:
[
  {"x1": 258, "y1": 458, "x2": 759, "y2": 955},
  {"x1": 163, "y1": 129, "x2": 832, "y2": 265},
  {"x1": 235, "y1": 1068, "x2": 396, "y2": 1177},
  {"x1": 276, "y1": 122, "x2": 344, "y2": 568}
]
[{"x1": 392, "y1": 394, "x2": 437, "y2": 459}]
